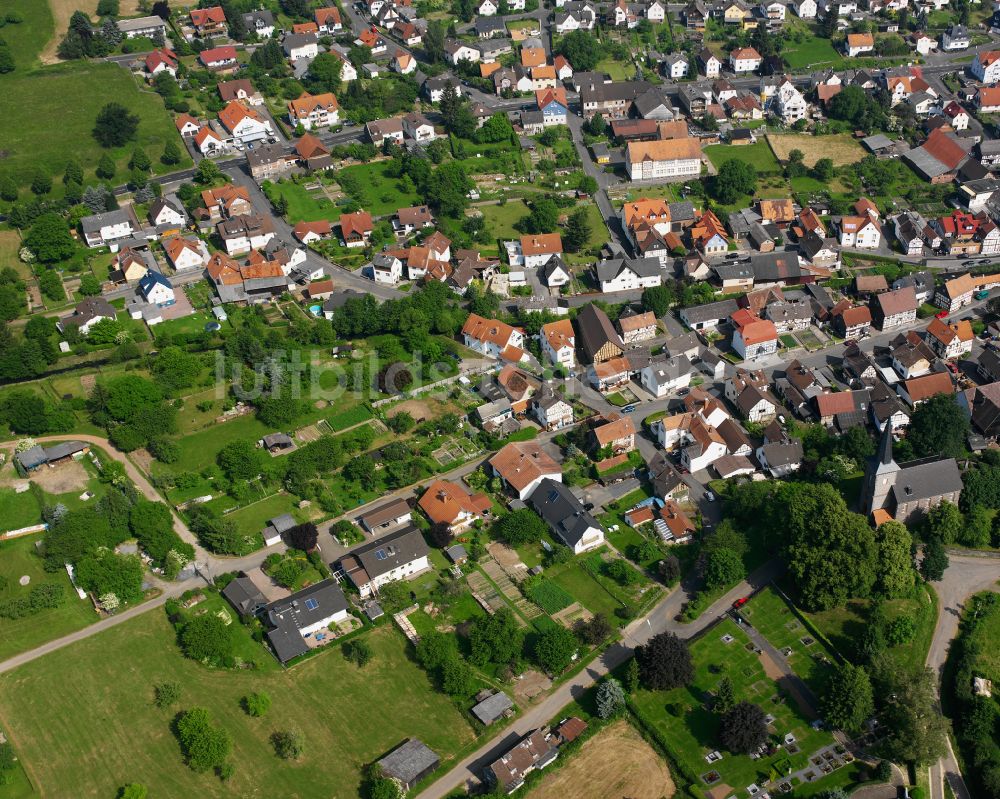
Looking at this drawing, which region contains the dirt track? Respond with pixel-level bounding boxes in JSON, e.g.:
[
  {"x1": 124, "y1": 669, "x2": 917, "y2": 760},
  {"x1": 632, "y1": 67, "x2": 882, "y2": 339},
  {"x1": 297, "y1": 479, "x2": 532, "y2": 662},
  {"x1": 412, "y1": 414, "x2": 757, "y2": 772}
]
[{"x1": 528, "y1": 720, "x2": 675, "y2": 799}]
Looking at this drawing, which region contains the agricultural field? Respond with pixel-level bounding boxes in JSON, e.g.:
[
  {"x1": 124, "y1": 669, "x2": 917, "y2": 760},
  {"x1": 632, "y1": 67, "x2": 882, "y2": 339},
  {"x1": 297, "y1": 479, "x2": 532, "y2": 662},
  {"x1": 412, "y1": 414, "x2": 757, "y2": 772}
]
[
  {"x1": 0, "y1": 617, "x2": 476, "y2": 798},
  {"x1": 704, "y1": 142, "x2": 781, "y2": 175},
  {"x1": 767, "y1": 134, "x2": 866, "y2": 167},
  {"x1": 631, "y1": 612, "x2": 859, "y2": 799},
  {"x1": 528, "y1": 720, "x2": 675, "y2": 799},
  {"x1": 0, "y1": 533, "x2": 98, "y2": 662}
]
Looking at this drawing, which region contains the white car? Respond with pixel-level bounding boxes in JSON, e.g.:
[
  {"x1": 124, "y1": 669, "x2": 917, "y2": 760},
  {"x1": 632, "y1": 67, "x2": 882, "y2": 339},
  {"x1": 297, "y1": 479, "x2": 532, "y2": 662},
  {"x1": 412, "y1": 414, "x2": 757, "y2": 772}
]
[{"x1": 705, "y1": 491, "x2": 715, "y2": 502}]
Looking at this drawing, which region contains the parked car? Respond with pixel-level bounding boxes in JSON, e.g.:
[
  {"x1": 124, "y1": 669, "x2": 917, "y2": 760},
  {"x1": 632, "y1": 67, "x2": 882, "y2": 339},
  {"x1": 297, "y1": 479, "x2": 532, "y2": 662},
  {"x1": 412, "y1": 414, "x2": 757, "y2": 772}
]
[
  {"x1": 705, "y1": 491, "x2": 715, "y2": 502},
  {"x1": 935, "y1": 310, "x2": 948, "y2": 319},
  {"x1": 733, "y1": 596, "x2": 749, "y2": 609}
]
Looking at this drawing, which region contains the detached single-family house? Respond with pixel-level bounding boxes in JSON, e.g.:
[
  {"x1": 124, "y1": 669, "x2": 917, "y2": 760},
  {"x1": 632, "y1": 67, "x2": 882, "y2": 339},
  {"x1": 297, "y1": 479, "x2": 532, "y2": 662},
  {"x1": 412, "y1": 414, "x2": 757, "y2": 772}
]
[
  {"x1": 287, "y1": 92, "x2": 340, "y2": 130},
  {"x1": 529, "y1": 478, "x2": 604, "y2": 554},
  {"x1": 263, "y1": 580, "x2": 350, "y2": 663},
  {"x1": 489, "y1": 440, "x2": 562, "y2": 500},
  {"x1": 462, "y1": 313, "x2": 526, "y2": 361},
  {"x1": 138, "y1": 270, "x2": 175, "y2": 307},
  {"x1": 338, "y1": 524, "x2": 431, "y2": 598},
  {"x1": 418, "y1": 480, "x2": 491, "y2": 534},
  {"x1": 846, "y1": 32, "x2": 875, "y2": 57},
  {"x1": 340, "y1": 211, "x2": 374, "y2": 247},
  {"x1": 541, "y1": 319, "x2": 576, "y2": 368},
  {"x1": 80, "y1": 208, "x2": 137, "y2": 248},
  {"x1": 731, "y1": 308, "x2": 778, "y2": 360}
]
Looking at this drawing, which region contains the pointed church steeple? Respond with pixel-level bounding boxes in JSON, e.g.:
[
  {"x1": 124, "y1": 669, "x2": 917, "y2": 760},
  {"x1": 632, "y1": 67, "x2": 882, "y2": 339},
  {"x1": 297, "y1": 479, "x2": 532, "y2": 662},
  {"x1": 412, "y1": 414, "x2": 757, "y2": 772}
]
[
  {"x1": 863, "y1": 424, "x2": 900, "y2": 516},
  {"x1": 876, "y1": 422, "x2": 894, "y2": 466}
]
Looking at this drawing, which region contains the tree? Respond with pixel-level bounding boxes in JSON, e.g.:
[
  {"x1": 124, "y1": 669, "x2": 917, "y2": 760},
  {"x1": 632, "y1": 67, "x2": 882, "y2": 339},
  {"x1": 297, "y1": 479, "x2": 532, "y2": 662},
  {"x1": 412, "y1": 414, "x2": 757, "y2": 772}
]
[
  {"x1": 0, "y1": 45, "x2": 14, "y2": 74},
  {"x1": 907, "y1": 394, "x2": 968, "y2": 459},
  {"x1": 365, "y1": 764, "x2": 404, "y2": 799},
  {"x1": 96, "y1": 153, "x2": 116, "y2": 180},
  {"x1": 2, "y1": 391, "x2": 50, "y2": 435},
  {"x1": 874, "y1": 521, "x2": 913, "y2": 598},
  {"x1": 715, "y1": 676, "x2": 736, "y2": 713},
  {"x1": 596, "y1": 677, "x2": 626, "y2": 719},
  {"x1": 557, "y1": 30, "x2": 601, "y2": 71},
  {"x1": 30, "y1": 170, "x2": 52, "y2": 196},
  {"x1": 151, "y1": 345, "x2": 200, "y2": 392},
  {"x1": 660, "y1": 554, "x2": 681, "y2": 584},
  {"x1": 624, "y1": 657, "x2": 640, "y2": 693},
  {"x1": 217, "y1": 439, "x2": 263, "y2": 482},
  {"x1": 920, "y1": 536, "x2": 949, "y2": 582},
  {"x1": 76, "y1": 550, "x2": 143, "y2": 604},
  {"x1": 926, "y1": 500, "x2": 962, "y2": 545},
  {"x1": 195, "y1": 158, "x2": 221, "y2": 184},
  {"x1": 162, "y1": 139, "x2": 181, "y2": 166},
  {"x1": 577, "y1": 612, "x2": 613, "y2": 646},
  {"x1": 469, "y1": 608, "x2": 523, "y2": 666},
  {"x1": 118, "y1": 784, "x2": 147, "y2": 799},
  {"x1": 283, "y1": 522, "x2": 316, "y2": 552},
  {"x1": 494, "y1": 508, "x2": 547, "y2": 546},
  {"x1": 94, "y1": 102, "x2": 140, "y2": 148},
  {"x1": 719, "y1": 701, "x2": 768, "y2": 755},
  {"x1": 129, "y1": 501, "x2": 179, "y2": 564},
  {"x1": 642, "y1": 284, "x2": 675, "y2": 317},
  {"x1": 175, "y1": 707, "x2": 232, "y2": 773},
  {"x1": 129, "y1": 147, "x2": 151, "y2": 172},
  {"x1": 423, "y1": 19, "x2": 447, "y2": 63},
  {"x1": 821, "y1": 663, "x2": 874, "y2": 732},
  {"x1": 711, "y1": 159, "x2": 757, "y2": 204},
  {"x1": 534, "y1": 625, "x2": 577, "y2": 674},
  {"x1": 606, "y1": 558, "x2": 637, "y2": 586},
  {"x1": 813, "y1": 158, "x2": 835, "y2": 181},
  {"x1": 343, "y1": 638, "x2": 374, "y2": 667},
  {"x1": 703, "y1": 547, "x2": 744, "y2": 590},
  {"x1": 271, "y1": 729, "x2": 305, "y2": 760},
  {"x1": 636, "y1": 632, "x2": 693, "y2": 690},
  {"x1": 563, "y1": 207, "x2": 592, "y2": 253},
  {"x1": 154, "y1": 681, "x2": 181, "y2": 708},
  {"x1": 0, "y1": 174, "x2": 18, "y2": 201},
  {"x1": 180, "y1": 613, "x2": 234, "y2": 664},
  {"x1": 522, "y1": 197, "x2": 559, "y2": 234},
  {"x1": 961, "y1": 504, "x2": 993, "y2": 548},
  {"x1": 24, "y1": 213, "x2": 74, "y2": 263},
  {"x1": 877, "y1": 667, "x2": 947, "y2": 765}
]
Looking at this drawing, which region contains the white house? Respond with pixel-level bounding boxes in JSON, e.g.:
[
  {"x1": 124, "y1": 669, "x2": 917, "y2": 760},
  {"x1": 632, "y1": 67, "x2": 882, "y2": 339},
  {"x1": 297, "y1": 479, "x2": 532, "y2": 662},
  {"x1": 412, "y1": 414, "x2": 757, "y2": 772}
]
[
  {"x1": 219, "y1": 101, "x2": 272, "y2": 144},
  {"x1": 529, "y1": 478, "x2": 604, "y2": 554},
  {"x1": 776, "y1": 84, "x2": 808, "y2": 124},
  {"x1": 531, "y1": 387, "x2": 574, "y2": 430},
  {"x1": 640, "y1": 356, "x2": 693, "y2": 398},
  {"x1": 520, "y1": 233, "x2": 564, "y2": 269},
  {"x1": 941, "y1": 24, "x2": 970, "y2": 51},
  {"x1": 540, "y1": 256, "x2": 572, "y2": 287},
  {"x1": 972, "y1": 50, "x2": 1000, "y2": 84},
  {"x1": 164, "y1": 236, "x2": 209, "y2": 271},
  {"x1": 287, "y1": 92, "x2": 340, "y2": 130},
  {"x1": 731, "y1": 309, "x2": 779, "y2": 360},
  {"x1": 138, "y1": 270, "x2": 175, "y2": 307},
  {"x1": 80, "y1": 209, "x2": 136, "y2": 248},
  {"x1": 595, "y1": 257, "x2": 663, "y2": 292},
  {"x1": 371, "y1": 253, "x2": 403, "y2": 284},
  {"x1": 541, "y1": 319, "x2": 576, "y2": 369},
  {"x1": 446, "y1": 40, "x2": 481, "y2": 65},
  {"x1": 846, "y1": 32, "x2": 874, "y2": 57},
  {"x1": 793, "y1": 0, "x2": 817, "y2": 16},
  {"x1": 489, "y1": 441, "x2": 563, "y2": 501},
  {"x1": 402, "y1": 112, "x2": 436, "y2": 142},
  {"x1": 478, "y1": 0, "x2": 499, "y2": 13},
  {"x1": 729, "y1": 47, "x2": 762, "y2": 74},
  {"x1": 149, "y1": 196, "x2": 186, "y2": 229},
  {"x1": 680, "y1": 416, "x2": 729, "y2": 473},
  {"x1": 194, "y1": 126, "x2": 228, "y2": 156},
  {"x1": 340, "y1": 525, "x2": 430, "y2": 599},
  {"x1": 839, "y1": 216, "x2": 881, "y2": 249},
  {"x1": 461, "y1": 313, "x2": 525, "y2": 359},
  {"x1": 699, "y1": 49, "x2": 722, "y2": 78},
  {"x1": 283, "y1": 32, "x2": 319, "y2": 61},
  {"x1": 626, "y1": 138, "x2": 701, "y2": 181},
  {"x1": 913, "y1": 33, "x2": 934, "y2": 55},
  {"x1": 664, "y1": 53, "x2": 689, "y2": 79}
]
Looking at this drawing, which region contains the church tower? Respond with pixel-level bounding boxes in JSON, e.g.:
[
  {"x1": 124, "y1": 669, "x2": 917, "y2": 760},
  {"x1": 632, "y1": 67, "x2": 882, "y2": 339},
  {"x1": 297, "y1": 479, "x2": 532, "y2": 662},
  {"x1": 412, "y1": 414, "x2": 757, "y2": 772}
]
[{"x1": 862, "y1": 425, "x2": 900, "y2": 516}]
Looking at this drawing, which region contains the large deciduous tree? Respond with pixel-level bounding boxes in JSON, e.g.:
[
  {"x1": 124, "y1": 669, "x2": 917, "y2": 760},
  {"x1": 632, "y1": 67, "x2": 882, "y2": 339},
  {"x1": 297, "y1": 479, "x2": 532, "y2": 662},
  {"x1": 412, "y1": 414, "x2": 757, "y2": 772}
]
[
  {"x1": 93, "y1": 102, "x2": 140, "y2": 148},
  {"x1": 636, "y1": 632, "x2": 693, "y2": 690},
  {"x1": 907, "y1": 394, "x2": 969, "y2": 459},
  {"x1": 719, "y1": 701, "x2": 768, "y2": 755},
  {"x1": 821, "y1": 663, "x2": 874, "y2": 733}
]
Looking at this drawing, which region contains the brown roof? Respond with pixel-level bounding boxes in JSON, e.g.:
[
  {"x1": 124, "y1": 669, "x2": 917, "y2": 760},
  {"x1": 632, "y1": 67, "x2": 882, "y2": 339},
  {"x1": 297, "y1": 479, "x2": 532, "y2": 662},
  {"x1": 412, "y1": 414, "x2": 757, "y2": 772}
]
[
  {"x1": 942, "y1": 273, "x2": 976, "y2": 300},
  {"x1": 542, "y1": 319, "x2": 575, "y2": 352},
  {"x1": 876, "y1": 286, "x2": 918, "y2": 316},
  {"x1": 627, "y1": 138, "x2": 701, "y2": 163},
  {"x1": 418, "y1": 480, "x2": 491, "y2": 526},
  {"x1": 295, "y1": 133, "x2": 329, "y2": 160},
  {"x1": 359, "y1": 497, "x2": 411, "y2": 528},
  {"x1": 593, "y1": 415, "x2": 636, "y2": 446},
  {"x1": 521, "y1": 233, "x2": 563, "y2": 256},
  {"x1": 288, "y1": 92, "x2": 339, "y2": 120},
  {"x1": 340, "y1": 210, "x2": 373, "y2": 237},
  {"x1": 921, "y1": 128, "x2": 968, "y2": 171},
  {"x1": 462, "y1": 313, "x2": 519, "y2": 348},
  {"x1": 218, "y1": 101, "x2": 264, "y2": 133},
  {"x1": 855, "y1": 274, "x2": 888, "y2": 293},
  {"x1": 904, "y1": 371, "x2": 954, "y2": 403},
  {"x1": 834, "y1": 303, "x2": 872, "y2": 327},
  {"x1": 617, "y1": 311, "x2": 656, "y2": 333},
  {"x1": 293, "y1": 219, "x2": 332, "y2": 240},
  {"x1": 488, "y1": 441, "x2": 561, "y2": 493},
  {"x1": 926, "y1": 317, "x2": 974, "y2": 345},
  {"x1": 218, "y1": 78, "x2": 256, "y2": 102},
  {"x1": 847, "y1": 32, "x2": 874, "y2": 47},
  {"x1": 397, "y1": 205, "x2": 433, "y2": 226},
  {"x1": 757, "y1": 198, "x2": 794, "y2": 223}
]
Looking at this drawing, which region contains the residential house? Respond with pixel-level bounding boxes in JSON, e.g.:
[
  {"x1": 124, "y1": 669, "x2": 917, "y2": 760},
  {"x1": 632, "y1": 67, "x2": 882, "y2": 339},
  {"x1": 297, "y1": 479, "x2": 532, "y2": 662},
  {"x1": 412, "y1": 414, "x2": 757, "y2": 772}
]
[
  {"x1": 730, "y1": 47, "x2": 762, "y2": 73},
  {"x1": 756, "y1": 440, "x2": 804, "y2": 476},
  {"x1": 340, "y1": 211, "x2": 373, "y2": 247},
  {"x1": 793, "y1": 0, "x2": 817, "y2": 15},
  {"x1": 690, "y1": 210, "x2": 729, "y2": 255},
  {"x1": 339, "y1": 524, "x2": 430, "y2": 598},
  {"x1": 520, "y1": 233, "x2": 563, "y2": 268},
  {"x1": 138, "y1": 270, "x2": 174, "y2": 307},
  {"x1": 445, "y1": 39, "x2": 481, "y2": 65},
  {"x1": 529, "y1": 478, "x2": 604, "y2": 553},
  {"x1": 218, "y1": 78, "x2": 264, "y2": 106},
  {"x1": 80, "y1": 208, "x2": 137, "y2": 248},
  {"x1": 292, "y1": 219, "x2": 332, "y2": 245},
  {"x1": 731, "y1": 308, "x2": 778, "y2": 360},
  {"x1": 199, "y1": 45, "x2": 239, "y2": 71},
  {"x1": 246, "y1": 144, "x2": 297, "y2": 181},
  {"x1": 576, "y1": 303, "x2": 625, "y2": 364},
  {"x1": 942, "y1": 24, "x2": 970, "y2": 50},
  {"x1": 284, "y1": 32, "x2": 319, "y2": 61},
  {"x1": 540, "y1": 319, "x2": 576, "y2": 369},
  {"x1": 640, "y1": 356, "x2": 693, "y2": 397},
  {"x1": 926, "y1": 317, "x2": 974, "y2": 359},
  {"x1": 366, "y1": 117, "x2": 405, "y2": 146},
  {"x1": 617, "y1": 310, "x2": 658, "y2": 344},
  {"x1": 897, "y1": 370, "x2": 954, "y2": 407},
  {"x1": 287, "y1": 92, "x2": 339, "y2": 130},
  {"x1": 680, "y1": 415, "x2": 729, "y2": 472},
  {"x1": 535, "y1": 87, "x2": 569, "y2": 126},
  {"x1": 217, "y1": 214, "x2": 276, "y2": 256},
  {"x1": 890, "y1": 330, "x2": 936, "y2": 378},
  {"x1": 839, "y1": 215, "x2": 882, "y2": 248},
  {"x1": 119, "y1": 15, "x2": 168, "y2": 38},
  {"x1": 263, "y1": 580, "x2": 350, "y2": 663},
  {"x1": 871, "y1": 285, "x2": 918, "y2": 330},
  {"x1": 145, "y1": 48, "x2": 178, "y2": 77},
  {"x1": 698, "y1": 48, "x2": 722, "y2": 78},
  {"x1": 190, "y1": 6, "x2": 227, "y2": 36},
  {"x1": 243, "y1": 9, "x2": 275, "y2": 37},
  {"x1": 846, "y1": 32, "x2": 875, "y2": 56},
  {"x1": 371, "y1": 252, "x2": 403, "y2": 284},
  {"x1": 679, "y1": 298, "x2": 741, "y2": 331},
  {"x1": 595, "y1": 257, "x2": 663, "y2": 292},
  {"x1": 359, "y1": 497, "x2": 412, "y2": 535},
  {"x1": 219, "y1": 101, "x2": 271, "y2": 143},
  {"x1": 486, "y1": 730, "x2": 559, "y2": 794},
  {"x1": 418, "y1": 480, "x2": 491, "y2": 534},
  {"x1": 592, "y1": 414, "x2": 637, "y2": 454},
  {"x1": 587, "y1": 356, "x2": 632, "y2": 392},
  {"x1": 402, "y1": 112, "x2": 436, "y2": 142},
  {"x1": 531, "y1": 386, "x2": 574, "y2": 430},
  {"x1": 462, "y1": 313, "x2": 525, "y2": 360},
  {"x1": 959, "y1": 382, "x2": 1000, "y2": 439},
  {"x1": 935, "y1": 272, "x2": 976, "y2": 312},
  {"x1": 315, "y1": 6, "x2": 342, "y2": 32},
  {"x1": 57, "y1": 297, "x2": 117, "y2": 336},
  {"x1": 830, "y1": 300, "x2": 872, "y2": 338},
  {"x1": 163, "y1": 236, "x2": 208, "y2": 271},
  {"x1": 489, "y1": 440, "x2": 562, "y2": 500}
]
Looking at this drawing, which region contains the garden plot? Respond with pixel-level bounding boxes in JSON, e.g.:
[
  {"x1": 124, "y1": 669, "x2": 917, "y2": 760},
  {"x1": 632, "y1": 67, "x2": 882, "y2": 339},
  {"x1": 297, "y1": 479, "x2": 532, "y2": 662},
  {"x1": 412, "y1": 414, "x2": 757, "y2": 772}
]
[
  {"x1": 481, "y1": 560, "x2": 543, "y2": 621},
  {"x1": 466, "y1": 570, "x2": 509, "y2": 616}
]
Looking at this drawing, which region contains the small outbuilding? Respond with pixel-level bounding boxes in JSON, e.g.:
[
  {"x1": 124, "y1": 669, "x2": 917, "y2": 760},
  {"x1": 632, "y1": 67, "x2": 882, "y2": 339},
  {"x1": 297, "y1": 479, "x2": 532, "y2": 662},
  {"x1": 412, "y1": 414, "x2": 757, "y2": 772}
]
[{"x1": 378, "y1": 739, "x2": 440, "y2": 791}]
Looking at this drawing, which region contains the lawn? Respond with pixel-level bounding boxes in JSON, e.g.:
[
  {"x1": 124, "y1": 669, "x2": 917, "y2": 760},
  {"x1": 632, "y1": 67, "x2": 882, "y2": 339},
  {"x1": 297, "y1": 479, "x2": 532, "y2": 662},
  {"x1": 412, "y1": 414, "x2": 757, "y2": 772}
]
[
  {"x1": 222, "y1": 492, "x2": 304, "y2": 535},
  {"x1": 478, "y1": 200, "x2": 531, "y2": 242},
  {"x1": 0, "y1": 617, "x2": 476, "y2": 798},
  {"x1": 337, "y1": 161, "x2": 423, "y2": 217},
  {"x1": 547, "y1": 559, "x2": 624, "y2": 618},
  {"x1": 704, "y1": 141, "x2": 781, "y2": 176},
  {"x1": 169, "y1": 414, "x2": 274, "y2": 474},
  {"x1": 967, "y1": 593, "x2": 1000, "y2": 684},
  {"x1": 0, "y1": 533, "x2": 98, "y2": 662},
  {"x1": 631, "y1": 615, "x2": 853, "y2": 798},
  {"x1": 263, "y1": 179, "x2": 340, "y2": 223},
  {"x1": 782, "y1": 35, "x2": 844, "y2": 70},
  {"x1": 595, "y1": 56, "x2": 633, "y2": 81},
  {"x1": 767, "y1": 134, "x2": 866, "y2": 168},
  {"x1": 0, "y1": 488, "x2": 42, "y2": 531},
  {"x1": 0, "y1": 61, "x2": 192, "y2": 190},
  {"x1": 0, "y1": 229, "x2": 31, "y2": 280},
  {"x1": 0, "y1": 0, "x2": 53, "y2": 70}
]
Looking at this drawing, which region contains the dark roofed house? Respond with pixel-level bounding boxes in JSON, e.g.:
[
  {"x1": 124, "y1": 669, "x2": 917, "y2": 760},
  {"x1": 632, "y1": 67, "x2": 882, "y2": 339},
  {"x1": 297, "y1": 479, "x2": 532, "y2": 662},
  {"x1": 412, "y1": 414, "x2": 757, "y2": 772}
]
[
  {"x1": 264, "y1": 578, "x2": 350, "y2": 663},
  {"x1": 378, "y1": 739, "x2": 440, "y2": 791},
  {"x1": 486, "y1": 730, "x2": 559, "y2": 794},
  {"x1": 359, "y1": 497, "x2": 412, "y2": 533},
  {"x1": 222, "y1": 575, "x2": 268, "y2": 616},
  {"x1": 261, "y1": 432, "x2": 294, "y2": 452},
  {"x1": 471, "y1": 691, "x2": 514, "y2": 725},
  {"x1": 337, "y1": 524, "x2": 431, "y2": 598},
  {"x1": 528, "y1": 478, "x2": 604, "y2": 554},
  {"x1": 576, "y1": 303, "x2": 625, "y2": 364}
]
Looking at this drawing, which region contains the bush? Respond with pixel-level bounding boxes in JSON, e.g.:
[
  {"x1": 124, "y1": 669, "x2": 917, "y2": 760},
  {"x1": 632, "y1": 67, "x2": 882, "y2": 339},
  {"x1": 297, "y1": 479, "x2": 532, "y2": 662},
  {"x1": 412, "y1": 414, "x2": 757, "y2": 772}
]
[
  {"x1": 154, "y1": 681, "x2": 181, "y2": 708},
  {"x1": 342, "y1": 638, "x2": 374, "y2": 667},
  {"x1": 175, "y1": 707, "x2": 231, "y2": 773},
  {"x1": 242, "y1": 692, "x2": 271, "y2": 717},
  {"x1": 271, "y1": 729, "x2": 304, "y2": 760}
]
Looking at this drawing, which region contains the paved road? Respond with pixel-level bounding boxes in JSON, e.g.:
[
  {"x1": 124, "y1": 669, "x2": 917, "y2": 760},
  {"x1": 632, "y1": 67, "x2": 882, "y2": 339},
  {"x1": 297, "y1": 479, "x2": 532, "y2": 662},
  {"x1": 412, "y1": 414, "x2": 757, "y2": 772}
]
[
  {"x1": 415, "y1": 558, "x2": 783, "y2": 799},
  {"x1": 925, "y1": 552, "x2": 1000, "y2": 799}
]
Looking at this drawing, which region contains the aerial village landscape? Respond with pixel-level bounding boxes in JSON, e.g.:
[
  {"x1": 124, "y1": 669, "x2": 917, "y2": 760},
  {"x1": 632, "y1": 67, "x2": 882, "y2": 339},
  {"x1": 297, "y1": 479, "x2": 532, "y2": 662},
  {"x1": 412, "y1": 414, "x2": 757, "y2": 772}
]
[{"x1": 2, "y1": 0, "x2": 1000, "y2": 797}]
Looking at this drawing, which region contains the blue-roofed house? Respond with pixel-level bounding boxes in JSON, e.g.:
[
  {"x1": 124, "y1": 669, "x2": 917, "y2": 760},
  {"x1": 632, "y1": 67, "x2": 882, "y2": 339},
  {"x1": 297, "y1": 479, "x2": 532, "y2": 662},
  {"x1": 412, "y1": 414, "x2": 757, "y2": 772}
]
[{"x1": 138, "y1": 270, "x2": 175, "y2": 307}]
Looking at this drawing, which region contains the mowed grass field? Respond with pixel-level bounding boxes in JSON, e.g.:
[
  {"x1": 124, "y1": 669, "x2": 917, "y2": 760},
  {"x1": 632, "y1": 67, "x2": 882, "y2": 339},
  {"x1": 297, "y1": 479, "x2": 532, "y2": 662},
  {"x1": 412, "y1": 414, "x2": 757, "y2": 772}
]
[
  {"x1": 528, "y1": 720, "x2": 675, "y2": 799},
  {"x1": 767, "y1": 133, "x2": 866, "y2": 167},
  {"x1": 704, "y1": 141, "x2": 781, "y2": 175},
  {"x1": 338, "y1": 161, "x2": 424, "y2": 216},
  {"x1": 782, "y1": 36, "x2": 843, "y2": 70},
  {"x1": 0, "y1": 62, "x2": 191, "y2": 188},
  {"x1": 0, "y1": 0, "x2": 54, "y2": 69},
  {"x1": 0, "y1": 617, "x2": 476, "y2": 798},
  {"x1": 0, "y1": 534, "x2": 98, "y2": 662}
]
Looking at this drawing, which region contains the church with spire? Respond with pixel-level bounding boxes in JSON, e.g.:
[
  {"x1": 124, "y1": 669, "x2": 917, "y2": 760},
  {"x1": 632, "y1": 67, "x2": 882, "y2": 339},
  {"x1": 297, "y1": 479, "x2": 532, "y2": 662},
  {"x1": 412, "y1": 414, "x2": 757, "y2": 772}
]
[{"x1": 862, "y1": 425, "x2": 963, "y2": 525}]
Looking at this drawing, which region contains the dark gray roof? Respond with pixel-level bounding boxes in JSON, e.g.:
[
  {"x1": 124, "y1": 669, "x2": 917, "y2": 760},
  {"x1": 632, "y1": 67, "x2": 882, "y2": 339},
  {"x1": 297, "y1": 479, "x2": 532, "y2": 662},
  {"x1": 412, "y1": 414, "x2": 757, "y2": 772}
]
[
  {"x1": 268, "y1": 513, "x2": 297, "y2": 533},
  {"x1": 750, "y1": 251, "x2": 804, "y2": 282},
  {"x1": 680, "y1": 298, "x2": 740, "y2": 325},
  {"x1": 222, "y1": 576, "x2": 268, "y2": 615},
  {"x1": 576, "y1": 303, "x2": 624, "y2": 363},
  {"x1": 668, "y1": 201, "x2": 696, "y2": 223},
  {"x1": 243, "y1": 9, "x2": 275, "y2": 25},
  {"x1": 265, "y1": 578, "x2": 349, "y2": 662},
  {"x1": 759, "y1": 440, "x2": 804, "y2": 469},
  {"x1": 471, "y1": 691, "x2": 514, "y2": 724},
  {"x1": 15, "y1": 445, "x2": 47, "y2": 470},
  {"x1": 379, "y1": 739, "x2": 440, "y2": 788},
  {"x1": 892, "y1": 457, "x2": 963, "y2": 505},
  {"x1": 580, "y1": 80, "x2": 652, "y2": 106},
  {"x1": 595, "y1": 256, "x2": 660, "y2": 282},
  {"x1": 713, "y1": 262, "x2": 753, "y2": 282},
  {"x1": 345, "y1": 523, "x2": 429, "y2": 582},
  {"x1": 283, "y1": 32, "x2": 318, "y2": 53},
  {"x1": 80, "y1": 208, "x2": 133, "y2": 235},
  {"x1": 647, "y1": 450, "x2": 684, "y2": 497},
  {"x1": 528, "y1": 478, "x2": 601, "y2": 549},
  {"x1": 43, "y1": 441, "x2": 87, "y2": 461},
  {"x1": 664, "y1": 331, "x2": 702, "y2": 357}
]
